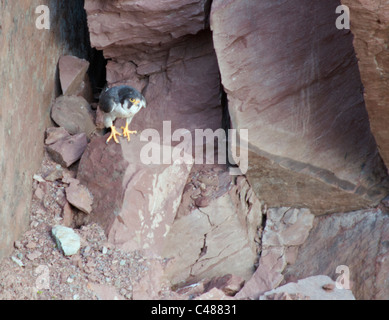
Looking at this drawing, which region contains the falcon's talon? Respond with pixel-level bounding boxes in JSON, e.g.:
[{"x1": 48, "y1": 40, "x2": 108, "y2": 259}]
[
  {"x1": 106, "y1": 125, "x2": 122, "y2": 144},
  {"x1": 121, "y1": 123, "x2": 137, "y2": 142}
]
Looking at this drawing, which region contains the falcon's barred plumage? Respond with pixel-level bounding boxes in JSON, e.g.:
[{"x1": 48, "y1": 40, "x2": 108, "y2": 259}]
[{"x1": 99, "y1": 85, "x2": 146, "y2": 144}]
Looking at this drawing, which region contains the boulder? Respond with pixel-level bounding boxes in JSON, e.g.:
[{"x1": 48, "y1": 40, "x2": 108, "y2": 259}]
[
  {"x1": 77, "y1": 134, "x2": 193, "y2": 253},
  {"x1": 210, "y1": 0, "x2": 389, "y2": 214},
  {"x1": 340, "y1": 1, "x2": 389, "y2": 169},
  {"x1": 46, "y1": 133, "x2": 88, "y2": 168},
  {"x1": 58, "y1": 55, "x2": 90, "y2": 97},
  {"x1": 282, "y1": 207, "x2": 389, "y2": 300},
  {"x1": 51, "y1": 95, "x2": 96, "y2": 138},
  {"x1": 85, "y1": 0, "x2": 222, "y2": 149}
]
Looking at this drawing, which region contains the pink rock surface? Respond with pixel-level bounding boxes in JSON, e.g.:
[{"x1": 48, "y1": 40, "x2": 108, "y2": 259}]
[
  {"x1": 59, "y1": 55, "x2": 90, "y2": 96},
  {"x1": 65, "y1": 179, "x2": 93, "y2": 214},
  {"x1": 51, "y1": 95, "x2": 96, "y2": 138},
  {"x1": 77, "y1": 134, "x2": 193, "y2": 254},
  {"x1": 0, "y1": 0, "x2": 89, "y2": 259},
  {"x1": 46, "y1": 133, "x2": 88, "y2": 168},
  {"x1": 45, "y1": 127, "x2": 71, "y2": 145},
  {"x1": 340, "y1": 0, "x2": 389, "y2": 169},
  {"x1": 283, "y1": 207, "x2": 389, "y2": 299},
  {"x1": 210, "y1": 0, "x2": 389, "y2": 214}
]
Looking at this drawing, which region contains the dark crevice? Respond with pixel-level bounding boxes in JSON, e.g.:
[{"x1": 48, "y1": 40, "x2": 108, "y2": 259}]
[{"x1": 87, "y1": 48, "x2": 107, "y2": 99}]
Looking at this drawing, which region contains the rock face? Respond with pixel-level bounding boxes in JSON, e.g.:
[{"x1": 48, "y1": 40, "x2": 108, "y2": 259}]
[
  {"x1": 236, "y1": 207, "x2": 314, "y2": 299},
  {"x1": 210, "y1": 0, "x2": 389, "y2": 214},
  {"x1": 0, "y1": 0, "x2": 89, "y2": 259},
  {"x1": 340, "y1": 1, "x2": 389, "y2": 169},
  {"x1": 283, "y1": 207, "x2": 389, "y2": 300},
  {"x1": 162, "y1": 175, "x2": 262, "y2": 286}
]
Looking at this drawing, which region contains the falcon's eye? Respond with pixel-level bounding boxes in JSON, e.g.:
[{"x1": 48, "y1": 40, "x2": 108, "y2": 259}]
[{"x1": 130, "y1": 98, "x2": 136, "y2": 103}]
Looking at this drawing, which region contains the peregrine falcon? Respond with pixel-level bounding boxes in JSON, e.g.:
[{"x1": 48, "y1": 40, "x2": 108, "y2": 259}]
[{"x1": 99, "y1": 85, "x2": 146, "y2": 144}]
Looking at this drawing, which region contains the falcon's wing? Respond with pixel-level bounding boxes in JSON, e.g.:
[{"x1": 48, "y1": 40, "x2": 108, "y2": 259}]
[{"x1": 99, "y1": 88, "x2": 118, "y2": 113}]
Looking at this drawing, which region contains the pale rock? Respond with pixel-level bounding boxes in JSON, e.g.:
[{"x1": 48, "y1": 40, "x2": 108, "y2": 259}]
[
  {"x1": 11, "y1": 256, "x2": 24, "y2": 267},
  {"x1": 51, "y1": 225, "x2": 81, "y2": 256},
  {"x1": 260, "y1": 275, "x2": 355, "y2": 300},
  {"x1": 162, "y1": 176, "x2": 262, "y2": 286},
  {"x1": 283, "y1": 207, "x2": 389, "y2": 300},
  {"x1": 27, "y1": 251, "x2": 42, "y2": 261},
  {"x1": 195, "y1": 287, "x2": 234, "y2": 300},
  {"x1": 210, "y1": 0, "x2": 389, "y2": 214},
  {"x1": 340, "y1": 0, "x2": 389, "y2": 169}
]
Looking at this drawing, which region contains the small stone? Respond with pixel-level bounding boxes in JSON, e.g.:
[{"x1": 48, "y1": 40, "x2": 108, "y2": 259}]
[
  {"x1": 11, "y1": 256, "x2": 24, "y2": 267},
  {"x1": 102, "y1": 246, "x2": 108, "y2": 255},
  {"x1": 26, "y1": 241, "x2": 37, "y2": 249},
  {"x1": 120, "y1": 260, "x2": 126, "y2": 266},
  {"x1": 73, "y1": 294, "x2": 80, "y2": 300},
  {"x1": 195, "y1": 196, "x2": 211, "y2": 207},
  {"x1": 65, "y1": 180, "x2": 93, "y2": 214},
  {"x1": 14, "y1": 241, "x2": 23, "y2": 249},
  {"x1": 52, "y1": 225, "x2": 81, "y2": 256},
  {"x1": 62, "y1": 202, "x2": 74, "y2": 227},
  {"x1": 322, "y1": 283, "x2": 335, "y2": 292},
  {"x1": 30, "y1": 221, "x2": 39, "y2": 228},
  {"x1": 82, "y1": 245, "x2": 91, "y2": 257},
  {"x1": 44, "y1": 166, "x2": 64, "y2": 182},
  {"x1": 27, "y1": 251, "x2": 42, "y2": 261},
  {"x1": 34, "y1": 187, "x2": 45, "y2": 200},
  {"x1": 45, "y1": 127, "x2": 70, "y2": 145},
  {"x1": 33, "y1": 174, "x2": 45, "y2": 183}
]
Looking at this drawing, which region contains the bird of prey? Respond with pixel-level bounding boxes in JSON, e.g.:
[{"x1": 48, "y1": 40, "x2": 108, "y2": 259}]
[{"x1": 99, "y1": 85, "x2": 146, "y2": 144}]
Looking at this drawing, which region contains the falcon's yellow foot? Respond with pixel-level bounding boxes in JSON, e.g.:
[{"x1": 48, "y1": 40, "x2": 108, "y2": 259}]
[
  {"x1": 106, "y1": 125, "x2": 122, "y2": 144},
  {"x1": 121, "y1": 123, "x2": 137, "y2": 142}
]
